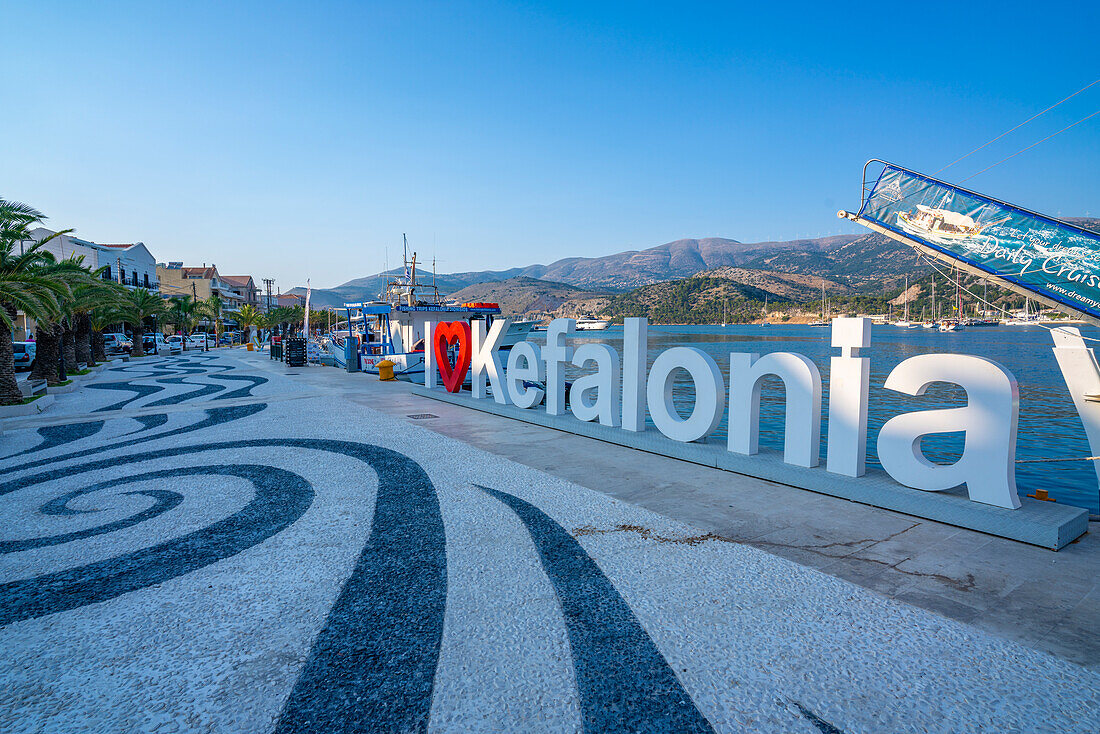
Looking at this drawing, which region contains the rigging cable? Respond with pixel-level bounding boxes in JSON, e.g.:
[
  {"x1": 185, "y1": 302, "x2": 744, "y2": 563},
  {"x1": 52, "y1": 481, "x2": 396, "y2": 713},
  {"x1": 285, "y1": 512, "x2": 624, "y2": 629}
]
[
  {"x1": 935, "y1": 78, "x2": 1099, "y2": 175},
  {"x1": 913, "y1": 250, "x2": 1100, "y2": 344},
  {"x1": 958, "y1": 109, "x2": 1100, "y2": 183}
]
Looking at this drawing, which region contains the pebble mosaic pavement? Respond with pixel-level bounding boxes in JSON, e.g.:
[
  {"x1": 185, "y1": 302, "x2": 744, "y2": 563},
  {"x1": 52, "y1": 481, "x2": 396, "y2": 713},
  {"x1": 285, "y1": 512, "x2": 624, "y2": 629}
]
[{"x1": 1, "y1": 351, "x2": 1098, "y2": 733}]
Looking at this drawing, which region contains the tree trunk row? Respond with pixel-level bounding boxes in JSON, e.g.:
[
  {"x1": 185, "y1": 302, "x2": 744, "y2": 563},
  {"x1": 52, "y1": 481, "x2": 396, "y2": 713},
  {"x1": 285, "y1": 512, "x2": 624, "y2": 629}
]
[{"x1": 0, "y1": 307, "x2": 21, "y2": 405}]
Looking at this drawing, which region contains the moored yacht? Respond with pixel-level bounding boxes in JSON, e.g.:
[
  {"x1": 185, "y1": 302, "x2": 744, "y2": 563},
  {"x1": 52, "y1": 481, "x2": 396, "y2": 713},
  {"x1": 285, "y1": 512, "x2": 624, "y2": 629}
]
[{"x1": 575, "y1": 316, "x2": 611, "y2": 331}]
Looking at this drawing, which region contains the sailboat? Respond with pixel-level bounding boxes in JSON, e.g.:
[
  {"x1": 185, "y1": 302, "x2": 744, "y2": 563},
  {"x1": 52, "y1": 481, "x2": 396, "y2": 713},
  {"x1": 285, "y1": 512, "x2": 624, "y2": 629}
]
[
  {"x1": 894, "y1": 275, "x2": 916, "y2": 327},
  {"x1": 940, "y1": 267, "x2": 964, "y2": 331},
  {"x1": 760, "y1": 294, "x2": 771, "y2": 326},
  {"x1": 1007, "y1": 297, "x2": 1034, "y2": 325},
  {"x1": 809, "y1": 280, "x2": 829, "y2": 326},
  {"x1": 923, "y1": 277, "x2": 938, "y2": 328},
  {"x1": 721, "y1": 299, "x2": 727, "y2": 327}
]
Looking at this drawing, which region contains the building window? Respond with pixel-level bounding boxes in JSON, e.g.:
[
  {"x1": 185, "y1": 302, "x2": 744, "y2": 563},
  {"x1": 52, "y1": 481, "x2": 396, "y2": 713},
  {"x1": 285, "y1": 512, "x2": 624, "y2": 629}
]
[
  {"x1": 132, "y1": 270, "x2": 138, "y2": 286},
  {"x1": 102, "y1": 266, "x2": 112, "y2": 281},
  {"x1": 144, "y1": 273, "x2": 150, "y2": 287}
]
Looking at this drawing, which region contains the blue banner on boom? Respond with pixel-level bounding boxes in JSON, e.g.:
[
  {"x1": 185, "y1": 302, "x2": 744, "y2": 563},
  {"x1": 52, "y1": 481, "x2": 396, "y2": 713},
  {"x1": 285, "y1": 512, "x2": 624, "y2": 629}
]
[{"x1": 859, "y1": 163, "x2": 1100, "y2": 320}]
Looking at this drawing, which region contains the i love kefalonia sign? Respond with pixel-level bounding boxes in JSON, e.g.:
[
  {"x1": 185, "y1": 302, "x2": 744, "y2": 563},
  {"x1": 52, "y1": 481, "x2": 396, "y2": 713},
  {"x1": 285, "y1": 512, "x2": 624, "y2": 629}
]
[{"x1": 415, "y1": 316, "x2": 1091, "y2": 549}]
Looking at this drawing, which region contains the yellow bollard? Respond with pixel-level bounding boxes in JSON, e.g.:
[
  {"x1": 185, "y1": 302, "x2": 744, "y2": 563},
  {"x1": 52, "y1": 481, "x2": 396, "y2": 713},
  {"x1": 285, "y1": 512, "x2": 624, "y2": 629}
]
[
  {"x1": 377, "y1": 359, "x2": 396, "y2": 381},
  {"x1": 247, "y1": 343, "x2": 254, "y2": 352}
]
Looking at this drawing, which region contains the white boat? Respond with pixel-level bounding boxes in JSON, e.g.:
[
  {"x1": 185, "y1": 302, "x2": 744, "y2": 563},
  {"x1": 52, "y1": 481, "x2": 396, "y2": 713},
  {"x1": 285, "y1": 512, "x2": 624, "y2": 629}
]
[
  {"x1": 501, "y1": 318, "x2": 539, "y2": 346},
  {"x1": 575, "y1": 316, "x2": 611, "y2": 331},
  {"x1": 809, "y1": 280, "x2": 829, "y2": 326},
  {"x1": 1006, "y1": 298, "x2": 1037, "y2": 325},
  {"x1": 897, "y1": 204, "x2": 1008, "y2": 242},
  {"x1": 893, "y1": 276, "x2": 918, "y2": 327}
]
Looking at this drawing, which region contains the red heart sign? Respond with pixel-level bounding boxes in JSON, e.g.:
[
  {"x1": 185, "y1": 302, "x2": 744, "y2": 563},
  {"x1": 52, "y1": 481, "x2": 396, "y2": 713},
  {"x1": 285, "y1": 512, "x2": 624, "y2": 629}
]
[{"x1": 434, "y1": 321, "x2": 472, "y2": 393}]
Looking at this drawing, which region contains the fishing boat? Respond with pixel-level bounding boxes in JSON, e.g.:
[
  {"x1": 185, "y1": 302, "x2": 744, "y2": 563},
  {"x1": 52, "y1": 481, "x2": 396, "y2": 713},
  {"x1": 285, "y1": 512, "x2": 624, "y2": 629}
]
[{"x1": 327, "y1": 240, "x2": 533, "y2": 376}]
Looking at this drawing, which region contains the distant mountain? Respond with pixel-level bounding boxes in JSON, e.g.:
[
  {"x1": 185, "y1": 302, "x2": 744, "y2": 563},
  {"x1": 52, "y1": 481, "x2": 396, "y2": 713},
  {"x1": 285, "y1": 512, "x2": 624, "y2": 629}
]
[
  {"x1": 739, "y1": 232, "x2": 930, "y2": 288},
  {"x1": 1066, "y1": 217, "x2": 1100, "y2": 233},
  {"x1": 292, "y1": 219, "x2": 1098, "y2": 309},
  {"x1": 695, "y1": 267, "x2": 851, "y2": 300},
  {"x1": 292, "y1": 234, "x2": 862, "y2": 306},
  {"x1": 602, "y1": 276, "x2": 787, "y2": 325},
  {"x1": 446, "y1": 277, "x2": 607, "y2": 316}
]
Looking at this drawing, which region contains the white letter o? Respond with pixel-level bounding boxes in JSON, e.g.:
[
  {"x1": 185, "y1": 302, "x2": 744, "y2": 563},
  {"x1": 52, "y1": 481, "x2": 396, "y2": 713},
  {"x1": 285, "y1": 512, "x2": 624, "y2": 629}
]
[{"x1": 646, "y1": 347, "x2": 725, "y2": 442}]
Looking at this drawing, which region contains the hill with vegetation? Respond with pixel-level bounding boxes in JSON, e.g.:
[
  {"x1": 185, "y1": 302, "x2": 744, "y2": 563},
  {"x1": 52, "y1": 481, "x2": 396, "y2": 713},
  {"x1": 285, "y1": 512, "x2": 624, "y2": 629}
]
[{"x1": 446, "y1": 277, "x2": 607, "y2": 316}]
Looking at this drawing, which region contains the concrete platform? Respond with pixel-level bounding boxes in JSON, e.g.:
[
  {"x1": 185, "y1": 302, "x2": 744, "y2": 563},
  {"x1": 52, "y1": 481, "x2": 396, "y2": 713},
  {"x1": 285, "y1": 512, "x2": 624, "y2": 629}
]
[
  {"x1": 411, "y1": 386, "x2": 1089, "y2": 550},
  {"x1": 2, "y1": 350, "x2": 1099, "y2": 732}
]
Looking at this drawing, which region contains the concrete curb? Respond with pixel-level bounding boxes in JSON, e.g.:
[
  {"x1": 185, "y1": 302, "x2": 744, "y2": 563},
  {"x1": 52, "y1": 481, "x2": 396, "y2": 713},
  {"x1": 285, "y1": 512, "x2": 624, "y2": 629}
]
[
  {"x1": 412, "y1": 385, "x2": 1090, "y2": 550},
  {"x1": 0, "y1": 393, "x2": 55, "y2": 419}
]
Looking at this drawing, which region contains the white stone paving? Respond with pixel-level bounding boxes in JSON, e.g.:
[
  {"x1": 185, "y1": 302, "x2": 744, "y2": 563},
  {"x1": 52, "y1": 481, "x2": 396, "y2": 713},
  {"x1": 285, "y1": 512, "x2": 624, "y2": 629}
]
[{"x1": 0, "y1": 351, "x2": 1097, "y2": 733}]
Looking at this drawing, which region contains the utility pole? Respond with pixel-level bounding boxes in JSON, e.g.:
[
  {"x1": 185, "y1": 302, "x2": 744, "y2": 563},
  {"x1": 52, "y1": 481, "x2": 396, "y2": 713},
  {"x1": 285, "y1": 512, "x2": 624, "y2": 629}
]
[{"x1": 263, "y1": 278, "x2": 274, "y2": 313}]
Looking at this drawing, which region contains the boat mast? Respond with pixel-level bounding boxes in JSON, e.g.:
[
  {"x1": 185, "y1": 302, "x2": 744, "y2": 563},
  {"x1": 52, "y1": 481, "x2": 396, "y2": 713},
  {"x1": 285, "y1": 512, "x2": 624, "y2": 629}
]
[
  {"x1": 904, "y1": 275, "x2": 910, "y2": 322},
  {"x1": 955, "y1": 265, "x2": 962, "y2": 324},
  {"x1": 932, "y1": 276, "x2": 936, "y2": 323}
]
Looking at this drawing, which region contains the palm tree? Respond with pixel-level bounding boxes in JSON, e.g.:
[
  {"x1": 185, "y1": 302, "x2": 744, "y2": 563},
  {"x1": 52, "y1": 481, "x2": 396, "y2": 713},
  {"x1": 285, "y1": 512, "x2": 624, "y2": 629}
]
[
  {"x1": 167, "y1": 295, "x2": 199, "y2": 351},
  {"x1": 235, "y1": 303, "x2": 262, "y2": 344},
  {"x1": 124, "y1": 289, "x2": 166, "y2": 358},
  {"x1": 198, "y1": 294, "x2": 223, "y2": 347},
  {"x1": 89, "y1": 296, "x2": 129, "y2": 363},
  {"x1": 28, "y1": 254, "x2": 98, "y2": 383},
  {"x1": 0, "y1": 200, "x2": 70, "y2": 404}
]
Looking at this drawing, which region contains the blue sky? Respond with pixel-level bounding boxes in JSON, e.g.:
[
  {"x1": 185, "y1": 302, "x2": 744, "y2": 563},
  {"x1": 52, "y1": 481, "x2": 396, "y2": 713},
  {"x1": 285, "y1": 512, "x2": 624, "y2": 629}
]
[{"x1": 5, "y1": 1, "x2": 1098, "y2": 289}]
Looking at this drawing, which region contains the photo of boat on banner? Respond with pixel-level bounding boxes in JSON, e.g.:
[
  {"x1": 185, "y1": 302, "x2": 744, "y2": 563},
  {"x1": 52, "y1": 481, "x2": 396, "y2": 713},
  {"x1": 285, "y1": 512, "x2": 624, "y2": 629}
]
[{"x1": 858, "y1": 162, "x2": 1100, "y2": 318}]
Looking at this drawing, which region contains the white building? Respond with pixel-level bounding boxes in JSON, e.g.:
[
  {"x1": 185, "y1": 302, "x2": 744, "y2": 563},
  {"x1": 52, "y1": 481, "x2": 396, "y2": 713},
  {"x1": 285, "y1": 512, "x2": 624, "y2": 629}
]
[
  {"x1": 12, "y1": 229, "x2": 160, "y2": 340},
  {"x1": 26, "y1": 228, "x2": 159, "y2": 291}
]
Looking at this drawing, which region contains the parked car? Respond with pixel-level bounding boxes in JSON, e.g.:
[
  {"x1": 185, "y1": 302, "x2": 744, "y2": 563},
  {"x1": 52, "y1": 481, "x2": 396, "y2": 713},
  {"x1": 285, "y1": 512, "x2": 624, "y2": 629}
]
[
  {"x1": 13, "y1": 341, "x2": 36, "y2": 371},
  {"x1": 103, "y1": 333, "x2": 133, "y2": 354},
  {"x1": 159, "y1": 335, "x2": 183, "y2": 355},
  {"x1": 220, "y1": 331, "x2": 239, "y2": 345},
  {"x1": 143, "y1": 334, "x2": 158, "y2": 354},
  {"x1": 187, "y1": 333, "x2": 209, "y2": 349}
]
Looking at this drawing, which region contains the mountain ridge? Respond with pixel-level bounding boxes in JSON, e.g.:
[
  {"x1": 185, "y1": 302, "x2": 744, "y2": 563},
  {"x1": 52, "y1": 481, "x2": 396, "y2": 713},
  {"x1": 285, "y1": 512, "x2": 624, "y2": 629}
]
[{"x1": 293, "y1": 234, "x2": 864, "y2": 307}]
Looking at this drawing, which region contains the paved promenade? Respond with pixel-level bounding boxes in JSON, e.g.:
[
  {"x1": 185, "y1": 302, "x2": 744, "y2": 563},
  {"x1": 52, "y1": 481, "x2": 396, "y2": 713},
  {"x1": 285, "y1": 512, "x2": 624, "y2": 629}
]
[{"x1": 1, "y1": 350, "x2": 1098, "y2": 732}]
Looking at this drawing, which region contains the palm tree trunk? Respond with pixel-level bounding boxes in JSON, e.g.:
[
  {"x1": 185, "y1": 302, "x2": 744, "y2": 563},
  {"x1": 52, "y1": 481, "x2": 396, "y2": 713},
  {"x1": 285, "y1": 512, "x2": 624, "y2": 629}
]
[
  {"x1": 92, "y1": 330, "x2": 106, "y2": 363},
  {"x1": 0, "y1": 309, "x2": 22, "y2": 406},
  {"x1": 76, "y1": 313, "x2": 93, "y2": 365},
  {"x1": 31, "y1": 324, "x2": 64, "y2": 385},
  {"x1": 131, "y1": 324, "x2": 146, "y2": 357},
  {"x1": 62, "y1": 321, "x2": 78, "y2": 372}
]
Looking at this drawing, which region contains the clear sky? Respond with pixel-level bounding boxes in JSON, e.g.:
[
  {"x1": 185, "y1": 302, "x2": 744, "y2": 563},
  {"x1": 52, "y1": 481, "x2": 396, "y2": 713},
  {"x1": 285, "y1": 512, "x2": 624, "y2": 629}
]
[{"x1": 5, "y1": 1, "x2": 1098, "y2": 289}]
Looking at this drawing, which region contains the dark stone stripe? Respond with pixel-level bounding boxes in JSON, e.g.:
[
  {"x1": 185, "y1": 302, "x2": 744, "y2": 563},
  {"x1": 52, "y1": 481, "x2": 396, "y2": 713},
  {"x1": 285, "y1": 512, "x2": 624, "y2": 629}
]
[
  {"x1": 2, "y1": 421, "x2": 105, "y2": 460},
  {"x1": 787, "y1": 700, "x2": 845, "y2": 734},
  {"x1": 145, "y1": 378, "x2": 226, "y2": 406},
  {"x1": 206, "y1": 373, "x2": 268, "y2": 399},
  {"x1": 88, "y1": 382, "x2": 165, "y2": 412},
  {"x1": 274, "y1": 439, "x2": 447, "y2": 734},
  {"x1": 1, "y1": 479, "x2": 183, "y2": 553},
  {"x1": 0, "y1": 464, "x2": 312, "y2": 625},
  {"x1": 1, "y1": 438, "x2": 446, "y2": 733},
  {"x1": 3, "y1": 403, "x2": 268, "y2": 474},
  {"x1": 131, "y1": 414, "x2": 170, "y2": 433},
  {"x1": 475, "y1": 485, "x2": 714, "y2": 734}
]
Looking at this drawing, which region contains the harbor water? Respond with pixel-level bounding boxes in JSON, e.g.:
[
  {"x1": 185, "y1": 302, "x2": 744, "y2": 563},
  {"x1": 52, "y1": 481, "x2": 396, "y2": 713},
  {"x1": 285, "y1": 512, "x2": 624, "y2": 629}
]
[{"x1": 539, "y1": 323, "x2": 1100, "y2": 513}]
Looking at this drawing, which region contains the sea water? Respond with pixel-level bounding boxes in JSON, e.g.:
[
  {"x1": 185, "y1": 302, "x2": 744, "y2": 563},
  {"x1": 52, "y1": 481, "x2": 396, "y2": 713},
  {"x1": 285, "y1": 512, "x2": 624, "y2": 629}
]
[{"x1": 540, "y1": 323, "x2": 1100, "y2": 513}]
